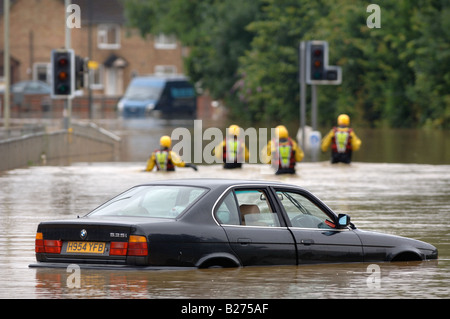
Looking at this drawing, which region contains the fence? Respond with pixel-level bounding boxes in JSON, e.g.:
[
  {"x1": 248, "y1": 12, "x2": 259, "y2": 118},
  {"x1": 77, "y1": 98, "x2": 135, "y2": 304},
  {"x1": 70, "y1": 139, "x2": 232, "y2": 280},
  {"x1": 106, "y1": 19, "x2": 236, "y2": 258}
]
[{"x1": 0, "y1": 122, "x2": 121, "y2": 172}]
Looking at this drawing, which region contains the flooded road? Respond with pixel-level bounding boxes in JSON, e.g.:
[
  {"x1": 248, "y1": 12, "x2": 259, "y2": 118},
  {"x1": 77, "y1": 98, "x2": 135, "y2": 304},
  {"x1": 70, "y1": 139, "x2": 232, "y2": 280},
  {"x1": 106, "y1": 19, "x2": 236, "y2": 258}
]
[{"x1": 0, "y1": 162, "x2": 449, "y2": 298}]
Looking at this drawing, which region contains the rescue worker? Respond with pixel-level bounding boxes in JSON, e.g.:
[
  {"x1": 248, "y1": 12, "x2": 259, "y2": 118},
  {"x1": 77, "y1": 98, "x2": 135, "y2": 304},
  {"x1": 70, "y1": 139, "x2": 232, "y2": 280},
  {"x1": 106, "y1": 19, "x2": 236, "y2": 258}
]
[
  {"x1": 214, "y1": 124, "x2": 249, "y2": 169},
  {"x1": 321, "y1": 114, "x2": 362, "y2": 164},
  {"x1": 261, "y1": 125, "x2": 304, "y2": 175},
  {"x1": 145, "y1": 135, "x2": 198, "y2": 172}
]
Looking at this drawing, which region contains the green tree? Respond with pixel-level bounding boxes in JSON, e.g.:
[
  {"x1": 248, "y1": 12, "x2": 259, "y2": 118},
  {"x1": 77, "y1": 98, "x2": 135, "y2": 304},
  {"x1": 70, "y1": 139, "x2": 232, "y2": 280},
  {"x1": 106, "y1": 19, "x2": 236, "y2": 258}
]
[
  {"x1": 125, "y1": 0, "x2": 261, "y2": 101},
  {"x1": 236, "y1": 0, "x2": 330, "y2": 123},
  {"x1": 125, "y1": 0, "x2": 450, "y2": 128},
  {"x1": 408, "y1": 0, "x2": 450, "y2": 128}
]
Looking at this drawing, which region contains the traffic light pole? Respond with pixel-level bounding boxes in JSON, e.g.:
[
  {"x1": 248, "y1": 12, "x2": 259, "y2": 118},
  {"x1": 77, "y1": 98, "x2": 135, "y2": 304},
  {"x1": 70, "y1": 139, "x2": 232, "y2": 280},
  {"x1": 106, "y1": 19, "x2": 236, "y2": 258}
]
[
  {"x1": 299, "y1": 41, "x2": 306, "y2": 150},
  {"x1": 3, "y1": 0, "x2": 10, "y2": 131},
  {"x1": 299, "y1": 40, "x2": 342, "y2": 160},
  {"x1": 311, "y1": 85, "x2": 317, "y2": 131},
  {"x1": 64, "y1": 0, "x2": 72, "y2": 131},
  {"x1": 299, "y1": 42, "x2": 319, "y2": 146}
]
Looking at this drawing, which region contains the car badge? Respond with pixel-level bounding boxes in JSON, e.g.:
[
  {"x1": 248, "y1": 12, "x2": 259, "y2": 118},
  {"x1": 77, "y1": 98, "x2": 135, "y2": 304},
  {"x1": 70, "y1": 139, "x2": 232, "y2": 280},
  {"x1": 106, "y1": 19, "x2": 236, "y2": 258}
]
[{"x1": 80, "y1": 229, "x2": 87, "y2": 240}]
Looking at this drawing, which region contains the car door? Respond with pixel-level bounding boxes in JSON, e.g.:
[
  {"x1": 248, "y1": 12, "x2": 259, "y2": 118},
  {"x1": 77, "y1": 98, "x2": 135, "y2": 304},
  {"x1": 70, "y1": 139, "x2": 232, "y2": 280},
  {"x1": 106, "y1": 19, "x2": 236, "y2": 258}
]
[
  {"x1": 214, "y1": 188, "x2": 296, "y2": 266},
  {"x1": 273, "y1": 187, "x2": 363, "y2": 264}
]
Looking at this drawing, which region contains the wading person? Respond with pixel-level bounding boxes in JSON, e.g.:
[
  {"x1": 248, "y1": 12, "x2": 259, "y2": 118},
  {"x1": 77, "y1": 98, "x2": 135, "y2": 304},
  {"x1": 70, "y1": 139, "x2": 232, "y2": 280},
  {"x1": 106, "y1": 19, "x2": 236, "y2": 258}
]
[
  {"x1": 214, "y1": 124, "x2": 249, "y2": 169},
  {"x1": 321, "y1": 114, "x2": 362, "y2": 164},
  {"x1": 261, "y1": 125, "x2": 304, "y2": 175},
  {"x1": 145, "y1": 135, "x2": 197, "y2": 172}
]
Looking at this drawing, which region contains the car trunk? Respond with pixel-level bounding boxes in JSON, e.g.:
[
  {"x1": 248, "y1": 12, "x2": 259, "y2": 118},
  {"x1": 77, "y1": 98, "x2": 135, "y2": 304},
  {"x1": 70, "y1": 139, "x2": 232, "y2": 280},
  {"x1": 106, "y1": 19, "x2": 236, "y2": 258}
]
[{"x1": 35, "y1": 218, "x2": 146, "y2": 265}]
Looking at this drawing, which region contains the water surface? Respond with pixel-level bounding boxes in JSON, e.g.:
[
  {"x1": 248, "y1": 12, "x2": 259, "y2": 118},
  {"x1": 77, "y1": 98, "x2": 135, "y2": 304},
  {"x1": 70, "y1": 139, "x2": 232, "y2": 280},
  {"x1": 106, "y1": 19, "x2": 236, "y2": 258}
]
[{"x1": 0, "y1": 162, "x2": 448, "y2": 299}]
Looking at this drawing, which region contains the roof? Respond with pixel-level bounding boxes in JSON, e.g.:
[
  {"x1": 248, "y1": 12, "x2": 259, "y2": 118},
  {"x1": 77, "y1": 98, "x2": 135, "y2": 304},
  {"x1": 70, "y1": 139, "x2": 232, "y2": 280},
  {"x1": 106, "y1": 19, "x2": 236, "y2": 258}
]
[
  {"x1": 138, "y1": 178, "x2": 295, "y2": 189},
  {"x1": 103, "y1": 54, "x2": 128, "y2": 68},
  {"x1": 130, "y1": 75, "x2": 190, "y2": 86},
  {"x1": 0, "y1": 0, "x2": 126, "y2": 24},
  {"x1": 74, "y1": 0, "x2": 126, "y2": 24}
]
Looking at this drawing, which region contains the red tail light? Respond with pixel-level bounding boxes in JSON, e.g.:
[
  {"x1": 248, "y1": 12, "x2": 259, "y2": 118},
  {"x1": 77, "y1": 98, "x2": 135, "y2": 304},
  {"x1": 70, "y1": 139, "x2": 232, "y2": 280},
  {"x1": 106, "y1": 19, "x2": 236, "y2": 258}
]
[
  {"x1": 128, "y1": 235, "x2": 148, "y2": 256},
  {"x1": 110, "y1": 235, "x2": 148, "y2": 257},
  {"x1": 35, "y1": 232, "x2": 45, "y2": 253},
  {"x1": 44, "y1": 240, "x2": 62, "y2": 254},
  {"x1": 110, "y1": 242, "x2": 128, "y2": 256},
  {"x1": 35, "y1": 233, "x2": 62, "y2": 254}
]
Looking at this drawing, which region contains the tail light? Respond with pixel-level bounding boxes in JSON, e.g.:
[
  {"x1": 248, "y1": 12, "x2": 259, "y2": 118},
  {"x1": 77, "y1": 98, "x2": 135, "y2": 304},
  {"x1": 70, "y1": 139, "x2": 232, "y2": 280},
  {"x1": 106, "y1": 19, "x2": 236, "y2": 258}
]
[
  {"x1": 110, "y1": 235, "x2": 148, "y2": 256},
  {"x1": 128, "y1": 235, "x2": 148, "y2": 256},
  {"x1": 35, "y1": 232, "x2": 45, "y2": 253},
  {"x1": 110, "y1": 242, "x2": 128, "y2": 256},
  {"x1": 35, "y1": 232, "x2": 62, "y2": 254}
]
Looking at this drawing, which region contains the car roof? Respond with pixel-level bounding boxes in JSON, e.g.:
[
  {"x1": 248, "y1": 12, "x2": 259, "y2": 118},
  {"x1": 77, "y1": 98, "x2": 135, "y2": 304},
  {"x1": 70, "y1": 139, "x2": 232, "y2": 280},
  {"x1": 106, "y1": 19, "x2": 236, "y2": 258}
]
[
  {"x1": 137, "y1": 178, "x2": 298, "y2": 189},
  {"x1": 131, "y1": 75, "x2": 190, "y2": 85}
]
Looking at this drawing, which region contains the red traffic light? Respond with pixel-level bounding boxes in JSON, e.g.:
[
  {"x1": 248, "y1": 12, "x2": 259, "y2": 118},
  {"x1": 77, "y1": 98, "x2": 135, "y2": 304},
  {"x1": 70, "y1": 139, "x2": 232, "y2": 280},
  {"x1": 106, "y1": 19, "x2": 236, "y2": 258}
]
[
  {"x1": 58, "y1": 58, "x2": 69, "y2": 67},
  {"x1": 313, "y1": 49, "x2": 322, "y2": 56}
]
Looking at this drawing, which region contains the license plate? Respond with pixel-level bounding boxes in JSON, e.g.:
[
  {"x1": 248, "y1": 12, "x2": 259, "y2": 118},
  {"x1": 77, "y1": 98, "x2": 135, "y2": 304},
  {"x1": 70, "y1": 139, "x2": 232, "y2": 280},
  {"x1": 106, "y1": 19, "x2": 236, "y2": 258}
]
[{"x1": 66, "y1": 241, "x2": 106, "y2": 254}]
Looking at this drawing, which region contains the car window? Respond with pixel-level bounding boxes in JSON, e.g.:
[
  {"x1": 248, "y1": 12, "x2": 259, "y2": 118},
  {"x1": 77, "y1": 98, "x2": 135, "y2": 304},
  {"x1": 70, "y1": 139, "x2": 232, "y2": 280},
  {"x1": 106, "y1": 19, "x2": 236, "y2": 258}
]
[
  {"x1": 88, "y1": 185, "x2": 207, "y2": 218},
  {"x1": 215, "y1": 192, "x2": 240, "y2": 225},
  {"x1": 276, "y1": 190, "x2": 333, "y2": 229},
  {"x1": 235, "y1": 189, "x2": 280, "y2": 227}
]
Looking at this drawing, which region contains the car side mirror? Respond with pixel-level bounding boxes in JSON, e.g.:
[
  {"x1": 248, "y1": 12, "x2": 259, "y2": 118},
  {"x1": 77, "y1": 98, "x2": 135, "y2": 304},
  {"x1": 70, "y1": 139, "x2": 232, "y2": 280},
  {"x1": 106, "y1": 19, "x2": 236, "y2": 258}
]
[{"x1": 337, "y1": 214, "x2": 350, "y2": 228}]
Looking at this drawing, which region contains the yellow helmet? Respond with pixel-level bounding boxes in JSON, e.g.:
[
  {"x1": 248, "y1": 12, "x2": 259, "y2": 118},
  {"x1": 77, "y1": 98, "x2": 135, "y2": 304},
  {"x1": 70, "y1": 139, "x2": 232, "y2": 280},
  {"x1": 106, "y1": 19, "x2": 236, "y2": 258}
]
[
  {"x1": 160, "y1": 135, "x2": 172, "y2": 148},
  {"x1": 228, "y1": 124, "x2": 240, "y2": 136},
  {"x1": 275, "y1": 125, "x2": 289, "y2": 139},
  {"x1": 337, "y1": 114, "x2": 350, "y2": 126}
]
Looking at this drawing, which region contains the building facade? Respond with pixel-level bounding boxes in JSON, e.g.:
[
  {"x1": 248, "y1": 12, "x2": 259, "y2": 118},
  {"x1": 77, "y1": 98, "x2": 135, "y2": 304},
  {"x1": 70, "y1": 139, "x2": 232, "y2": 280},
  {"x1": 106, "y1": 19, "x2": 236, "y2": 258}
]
[{"x1": 0, "y1": 0, "x2": 185, "y2": 97}]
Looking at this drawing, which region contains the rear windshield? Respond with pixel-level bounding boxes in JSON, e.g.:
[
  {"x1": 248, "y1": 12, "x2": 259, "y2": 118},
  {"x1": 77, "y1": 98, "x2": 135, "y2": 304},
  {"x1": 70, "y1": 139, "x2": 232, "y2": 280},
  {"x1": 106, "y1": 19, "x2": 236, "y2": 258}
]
[{"x1": 88, "y1": 185, "x2": 207, "y2": 219}]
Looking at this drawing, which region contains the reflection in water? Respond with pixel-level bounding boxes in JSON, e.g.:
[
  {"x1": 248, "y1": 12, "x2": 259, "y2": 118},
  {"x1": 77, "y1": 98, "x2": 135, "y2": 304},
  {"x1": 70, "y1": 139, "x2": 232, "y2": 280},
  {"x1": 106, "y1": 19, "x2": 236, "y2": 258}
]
[
  {"x1": 33, "y1": 261, "x2": 444, "y2": 299},
  {"x1": 1, "y1": 162, "x2": 449, "y2": 298}
]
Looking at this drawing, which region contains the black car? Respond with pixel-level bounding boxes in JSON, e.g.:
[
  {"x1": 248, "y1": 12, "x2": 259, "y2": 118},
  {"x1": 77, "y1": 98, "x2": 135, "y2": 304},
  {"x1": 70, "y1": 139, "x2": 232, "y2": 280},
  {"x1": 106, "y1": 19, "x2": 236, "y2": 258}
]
[{"x1": 32, "y1": 179, "x2": 438, "y2": 269}]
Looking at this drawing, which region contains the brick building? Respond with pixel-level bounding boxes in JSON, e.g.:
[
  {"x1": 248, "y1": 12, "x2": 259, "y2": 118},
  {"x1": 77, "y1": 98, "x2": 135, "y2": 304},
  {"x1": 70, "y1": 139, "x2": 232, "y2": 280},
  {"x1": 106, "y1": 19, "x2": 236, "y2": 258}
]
[{"x1": 0, "y1": 0, "x2": 186, "y2": 97}]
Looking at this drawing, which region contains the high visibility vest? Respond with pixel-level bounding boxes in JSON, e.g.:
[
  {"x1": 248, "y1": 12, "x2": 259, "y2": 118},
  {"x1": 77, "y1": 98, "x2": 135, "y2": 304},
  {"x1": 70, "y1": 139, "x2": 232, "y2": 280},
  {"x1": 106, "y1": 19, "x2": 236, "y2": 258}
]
[
  {"x1": 155, "y1": 149, "x2": 175, "y2": 171},
  {"x1": 332, "y1": 127, "x2": 353, "y2": 154},
  {"x1": 224, "y1": 139, "x2": 244, "y2": 163},
  {"x1": 273, "y1": 138, "x2": 296, "y2": 169}
]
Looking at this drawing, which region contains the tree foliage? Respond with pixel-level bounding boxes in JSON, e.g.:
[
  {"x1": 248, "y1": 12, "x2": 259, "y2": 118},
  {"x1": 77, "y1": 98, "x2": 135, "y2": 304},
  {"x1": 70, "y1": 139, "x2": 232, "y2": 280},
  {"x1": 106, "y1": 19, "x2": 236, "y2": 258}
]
[{"x1": 125, "y1": 0, "x2": 450, "y2": 128}]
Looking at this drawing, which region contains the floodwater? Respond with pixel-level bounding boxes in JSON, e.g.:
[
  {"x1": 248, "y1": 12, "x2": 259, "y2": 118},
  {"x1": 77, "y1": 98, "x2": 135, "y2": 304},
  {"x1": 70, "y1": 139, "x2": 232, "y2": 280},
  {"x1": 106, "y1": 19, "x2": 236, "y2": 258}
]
[
  {"x1": 1, "y1": 118, "x2": 449, "y2": 299},
  {"x1": 106, "y1": 118, "x2": 450, "y2": 164},
  {"x1": 0, "y1": 161, "x2": 449, "y2": 299}
]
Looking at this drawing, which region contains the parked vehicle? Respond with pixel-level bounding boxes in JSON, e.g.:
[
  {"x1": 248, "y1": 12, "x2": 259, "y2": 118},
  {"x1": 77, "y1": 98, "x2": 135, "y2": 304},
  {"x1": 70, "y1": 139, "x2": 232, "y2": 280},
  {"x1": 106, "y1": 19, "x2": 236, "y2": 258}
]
[
  {"x1": 32, "y1": 179, "x2": 438, "y2": 269},
  {"x1": 117, "y1": 75, "x2": 196, "y2": 118}
]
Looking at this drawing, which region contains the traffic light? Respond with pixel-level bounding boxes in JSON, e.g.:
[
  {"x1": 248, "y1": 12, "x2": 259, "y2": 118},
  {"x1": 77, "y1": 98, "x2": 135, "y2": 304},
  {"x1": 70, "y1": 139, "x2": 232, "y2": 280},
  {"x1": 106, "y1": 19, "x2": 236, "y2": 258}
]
[
  {"x1": 51, "y1": 49, "x2": 75, "y2": 98},
  {"x1": 75, "y1": 55, "x2": 87, "y2": 90},
  {"x1": 310, "y1": 44, "x2": 325, "y2": 81},
  {"x1": 306, "y1": 41, "x2": 342, "y2": 85}
]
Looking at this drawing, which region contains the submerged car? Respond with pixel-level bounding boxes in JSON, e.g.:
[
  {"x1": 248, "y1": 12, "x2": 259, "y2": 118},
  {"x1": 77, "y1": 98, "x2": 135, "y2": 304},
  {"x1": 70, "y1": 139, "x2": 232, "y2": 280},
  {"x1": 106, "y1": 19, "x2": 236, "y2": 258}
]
[{"x1": 32, "y1": 179, "x2": 438, "y2": 269}]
